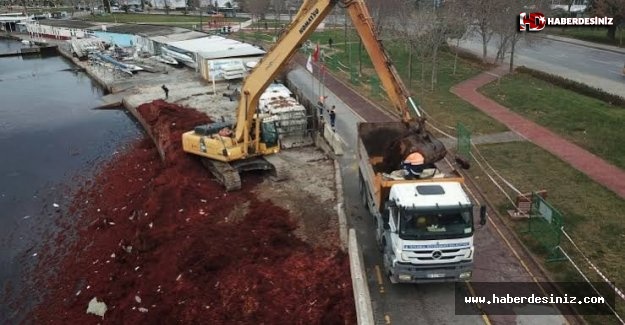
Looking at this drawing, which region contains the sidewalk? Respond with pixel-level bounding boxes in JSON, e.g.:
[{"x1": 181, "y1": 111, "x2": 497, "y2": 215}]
[
  {"x1": 451, "y1": 67, "x2": 625, "y2": 199},
  {"x1": 542, "y1": 34, "x2": 625, "y2": 55}
]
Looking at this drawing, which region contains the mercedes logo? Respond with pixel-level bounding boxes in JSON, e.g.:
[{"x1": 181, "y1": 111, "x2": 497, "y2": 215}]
[{"x1": 432, "y1": 251, "x2": 442, "y2": 259}]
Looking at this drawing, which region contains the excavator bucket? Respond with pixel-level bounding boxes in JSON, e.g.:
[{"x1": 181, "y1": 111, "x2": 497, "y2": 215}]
[{"x1": 357, "y1": 121, "x2": 447, "y2": 173}]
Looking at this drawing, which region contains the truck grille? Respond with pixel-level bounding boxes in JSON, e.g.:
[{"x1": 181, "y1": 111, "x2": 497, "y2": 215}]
[{"x1": 404, "y1": 249, "x2": 464, "y2": 261}]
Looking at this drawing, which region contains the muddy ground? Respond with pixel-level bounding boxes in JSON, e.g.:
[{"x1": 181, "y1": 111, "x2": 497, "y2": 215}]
[{"x1": 24, "y1": 100, "x2": 355, "y2": 324}]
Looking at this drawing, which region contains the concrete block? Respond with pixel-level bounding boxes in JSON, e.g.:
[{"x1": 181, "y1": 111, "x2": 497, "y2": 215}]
[{"x1": 348, "y1": 229, "x2": 374, "y2": 325}]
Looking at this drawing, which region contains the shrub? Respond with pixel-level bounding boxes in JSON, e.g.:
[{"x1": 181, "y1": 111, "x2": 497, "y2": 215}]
[{"x1": 515, "y1": 66, "x2": 625, "y2": 108}]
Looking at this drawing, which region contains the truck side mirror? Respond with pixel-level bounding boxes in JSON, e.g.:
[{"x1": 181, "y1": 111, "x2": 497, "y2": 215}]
[{"x1": 479, "y1": 206, "x2": 487, "y2": 226}]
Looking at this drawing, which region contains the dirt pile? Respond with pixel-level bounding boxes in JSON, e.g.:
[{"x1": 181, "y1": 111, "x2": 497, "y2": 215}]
[{"x1": 29, "y1": 101, "x2": 355, "y2": 324}]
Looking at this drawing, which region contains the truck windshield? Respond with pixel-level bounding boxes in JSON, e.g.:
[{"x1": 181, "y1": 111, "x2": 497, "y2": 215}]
[{"x1": 399, "y1": 208, "x2": 473, "y2": 240}]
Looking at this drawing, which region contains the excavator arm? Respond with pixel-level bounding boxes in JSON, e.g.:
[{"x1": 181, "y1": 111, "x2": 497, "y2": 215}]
[
  {"x1": 233, "y1": 0, "x2": 338, "y2": 143},
  {"x1": 182, "y1": 0, "x2": 444, "y2": 191},
  {"x1": 343, "y1": 0, "x2": 422, "y2": 122}
]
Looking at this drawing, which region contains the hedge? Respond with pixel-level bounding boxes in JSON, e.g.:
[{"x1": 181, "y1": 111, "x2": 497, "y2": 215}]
[{"x1": 515, "y1": 66, "x2": 625, "y2": 108}]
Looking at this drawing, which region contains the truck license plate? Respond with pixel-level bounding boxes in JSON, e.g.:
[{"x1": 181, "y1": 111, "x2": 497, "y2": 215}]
[{"x1": 427, "y1": 273, "x2": 445, "y2": 278}]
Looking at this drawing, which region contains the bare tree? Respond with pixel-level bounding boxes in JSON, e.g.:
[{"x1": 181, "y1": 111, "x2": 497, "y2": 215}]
[
  {"x1": 446, "y1": 3, "x2": 470, "y2": 75},
  {"x1": 427, "y1": 0, "x2": 466, "y2": 89},
  {"x1": 243, "y1": 0, "x2": 270, "y2": 20},
  {"x1": 592, "y1": 0, "x2": 625, "y2": 41},
  {"x1": 271, "y1": 0, "x2": 283, "y2": 24},
  {"x1": 491, "y1": 0, "x2": 548, "y2": 71},
  {"x1": 368, "y1": 0, "x2": 404, "y2": 36},
  {"x1": 393, "y1": 0, "x2": 424, "y2": 89},
  {"x1": 467, "y1": 0, "x2": 500, "y2": 63}
]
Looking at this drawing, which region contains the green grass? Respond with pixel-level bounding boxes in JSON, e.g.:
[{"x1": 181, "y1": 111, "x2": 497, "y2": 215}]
[
  {"x1": 242, "y1": 27, "x2": 625, "y2": 321},
  {"x1": 295, "y1": 30, "x2": 509, "y2": 135},
  {"x1": 466, "y1": 141, "x2": 625, "y2": 322},
  {"x1": 247, "y1": 19, "x2": 284, "y2": 29},
  {"x1": 548, "y1": 26, "x2": 625, "y2": 48},
  {"x1": 480, "y1": 73, "x2": 625, "y2": 170}
]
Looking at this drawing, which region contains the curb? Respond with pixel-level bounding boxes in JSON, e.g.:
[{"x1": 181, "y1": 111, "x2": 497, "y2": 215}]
[
  {"x1": 541, "y1": 34, "x2": 625, "y2": 55},
  {"x1": 348, "y1": 228, "x2": 375, "y2": 325},
  {"x1": 334, "y1": 160, "x2": 348, "y2": 252},
  {"x1": 324, "y1": 124, "x2": 344, "y2": 155}
]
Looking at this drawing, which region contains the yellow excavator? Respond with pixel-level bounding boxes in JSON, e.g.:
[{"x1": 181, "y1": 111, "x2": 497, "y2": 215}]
[{"x1": 181, "y1": 0, "x2": 446, "y2": 191}]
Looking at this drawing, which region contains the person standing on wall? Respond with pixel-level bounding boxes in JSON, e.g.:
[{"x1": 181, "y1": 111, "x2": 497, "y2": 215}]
[
  {"x1": 318, "y1": 95, "x2": 328, "y2": 120},
  {"x1": 329, "y1": 105, "x2": 336, "y2": 131},
  {"x1": 162, "y1": 85, "x2": 169, "y2": 99}
]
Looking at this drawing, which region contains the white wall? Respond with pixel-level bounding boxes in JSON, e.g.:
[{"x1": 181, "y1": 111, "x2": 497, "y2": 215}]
[
  {"x1": 199, "y1": 56, "x2": 261, "y2": 81},
  {"x1": 25, "y1": 23, "x2": 88, "y2": 39}
]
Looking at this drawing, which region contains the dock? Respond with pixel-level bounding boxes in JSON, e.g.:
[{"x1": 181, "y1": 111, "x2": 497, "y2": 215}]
[{"x1": 0, "y1": 45, "x2": 58, "y2": 58}]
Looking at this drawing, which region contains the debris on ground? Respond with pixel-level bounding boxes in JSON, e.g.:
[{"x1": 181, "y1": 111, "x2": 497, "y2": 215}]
[
  {"x1": 28, "y1": 100, "x2": 355, "y2": 324},
  {"x1": 86, "y1": 297, "x2": 107, "y2": 318}
]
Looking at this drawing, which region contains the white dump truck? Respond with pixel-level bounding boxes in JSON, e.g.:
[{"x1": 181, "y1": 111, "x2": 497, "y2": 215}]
[{"x1": 357, "y1": 121, "x2": 486, "y2": 283}]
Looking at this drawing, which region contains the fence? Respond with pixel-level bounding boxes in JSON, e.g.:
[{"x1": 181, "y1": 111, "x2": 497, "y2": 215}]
[
  {"x1": 457, "y1": 122, "x2": 471, "y2": 161},
  {"x1": 525, "y1": 193, "x2": 566, "y2": 262}
]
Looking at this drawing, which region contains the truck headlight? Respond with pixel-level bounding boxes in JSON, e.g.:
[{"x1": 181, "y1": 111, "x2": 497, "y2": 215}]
[
  {"x1": 459, "y1": 271, "x2": 472, "y2": 279},
  {"x1": 398, "y1": 274, "x2": 412, "y2": 281},
  {"x1": 465, "y1": 248, "x2": 474, "y2": 260}
]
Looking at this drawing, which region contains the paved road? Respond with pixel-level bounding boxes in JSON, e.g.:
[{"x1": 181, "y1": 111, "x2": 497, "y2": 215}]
[
  {"x1": 286, "y1": 65, "x2": 486, "y2": 325},
  {"x1": 456, "y1": 34, "x2": 625, "y2": 97},
  {"x1": 286, "y1": 59, "x2": 573, "y2": 324}
]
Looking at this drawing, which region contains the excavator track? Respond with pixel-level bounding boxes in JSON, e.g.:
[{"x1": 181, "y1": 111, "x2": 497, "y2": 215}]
[
  {"x1": 262, "y1": 154, "x2": 290, "y2": 182},
  {"x1": 201, "y1": 158, "x2": 242, "y2": 191},
  {"x1": 201, "y1": 155, "x2": 290, "y2": 191}
]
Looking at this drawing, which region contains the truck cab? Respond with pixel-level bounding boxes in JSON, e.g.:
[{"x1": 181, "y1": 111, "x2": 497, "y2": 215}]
[{"x1": 380, "y1": 182, "x2": 476, "y2": 283}]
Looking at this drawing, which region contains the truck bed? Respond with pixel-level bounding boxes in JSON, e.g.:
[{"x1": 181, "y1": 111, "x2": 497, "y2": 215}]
[{"x1": 358, "y1": 122, "x2": 464, "y2": 214}]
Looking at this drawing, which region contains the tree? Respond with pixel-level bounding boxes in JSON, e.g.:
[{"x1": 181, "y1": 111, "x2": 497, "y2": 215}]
[
  {"x1": 271, "y1": 0, "x2": 284, "y2": 29},
  {"x1": 243, "y1": 0, "x2": 270, "y2": 20},
  {"x1": 427, "y1": 0, "x2": 466, "y2": 89},
  {"x1": 164, "y1": 0, "x2": 169, "y2": 14},
  {"x1": 367, "y1": 0, "x2": 404, "y2": 36},
  {"x1": 491, "y1": 0, "x2": 547, "y2": 71},
  {"x1": 592, "y1": 0, "x2": 625, "y2": 41},
  {"x1": 446, "y1": 3, "x2": 470, "y2": 75},
  {"x1": 102, "y1": 0, "x2": 110, "y2": 13},
  {"x1": 467, "y1": 0, "x2": 500, "y2": 63},
  {"x1": 396, "y1": 4, "x2": 439, "y2": 95}
]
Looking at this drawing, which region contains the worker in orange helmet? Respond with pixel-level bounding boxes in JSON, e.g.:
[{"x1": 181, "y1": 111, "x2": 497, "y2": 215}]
[{"x1": 402, "y1": 151, "x2": 425, "y2": 179}]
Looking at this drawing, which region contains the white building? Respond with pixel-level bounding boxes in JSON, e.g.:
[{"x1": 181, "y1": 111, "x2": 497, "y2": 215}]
[{"x1": 148, "y1": 0, "x2": 187, "y2": 10}]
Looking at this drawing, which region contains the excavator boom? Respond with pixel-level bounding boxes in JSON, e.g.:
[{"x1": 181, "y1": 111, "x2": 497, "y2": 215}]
[
  {"x1": 344, "y1": 0, "x2": 422, "y2": 121},
  {"x1": 182, "y1": 0, "x2": 446, "y2": 191},
  {"x1": 233, "y1": 0, "x2": 338, "y2": 143}
]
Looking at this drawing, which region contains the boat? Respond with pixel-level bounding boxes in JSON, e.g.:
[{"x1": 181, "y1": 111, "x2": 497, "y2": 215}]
[
  {"x1": 161, "y1": 46, "x2": 196, "y2": 68},
  {"x1": 70, "y1": 38, "x2": 106, "y2": 60},
  {"x1": 153, "y1": 54, "x2": 178, "y2": 65},
  {"x1": 93, "y1": 52, "x2": 143, "y2": 73}
]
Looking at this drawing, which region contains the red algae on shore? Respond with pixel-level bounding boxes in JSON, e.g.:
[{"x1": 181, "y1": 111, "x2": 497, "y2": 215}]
[{"x1": 29, "y1": 101, "x2": 355, "y2": 324}]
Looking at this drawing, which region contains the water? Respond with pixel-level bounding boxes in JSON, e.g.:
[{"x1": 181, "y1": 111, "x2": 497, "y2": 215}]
[
  {"x1": 0, "y1": 39, "x2": 142, "y2": 322},
  {"x1": 0, "y1": 38, "x2": 23, "y2": 53}
]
